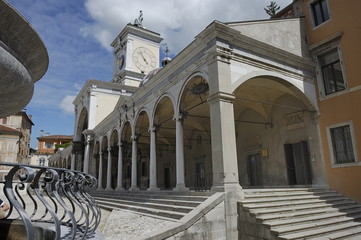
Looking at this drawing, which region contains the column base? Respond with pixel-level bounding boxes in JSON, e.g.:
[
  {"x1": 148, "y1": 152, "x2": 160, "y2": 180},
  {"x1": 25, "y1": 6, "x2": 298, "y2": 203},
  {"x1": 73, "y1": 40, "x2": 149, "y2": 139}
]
[
  {"x1": 115, "y1": 187, "x2": 125, "y2": 191},
  {"x1": 173, "y1": 184, "x2": 189, "y2": 192},
  {"x1": 97, "y1": 187, "x2": 104, "y2": 191},
  {"x1": 105, "y1": 187, "x2": 113, "y2": 191},
  {"x1": 147, "y1": 186, "x2": 160, "y2": 191},
  {"x1": 129, "y1": 186, "x2": 140, "y2": 191}
]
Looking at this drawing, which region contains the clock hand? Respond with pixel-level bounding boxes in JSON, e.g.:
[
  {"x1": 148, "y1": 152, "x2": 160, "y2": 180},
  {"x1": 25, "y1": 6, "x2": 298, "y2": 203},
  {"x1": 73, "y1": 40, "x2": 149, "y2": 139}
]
[{"x1": 140, "y1": 52, "x2": 149, "y2": 65}]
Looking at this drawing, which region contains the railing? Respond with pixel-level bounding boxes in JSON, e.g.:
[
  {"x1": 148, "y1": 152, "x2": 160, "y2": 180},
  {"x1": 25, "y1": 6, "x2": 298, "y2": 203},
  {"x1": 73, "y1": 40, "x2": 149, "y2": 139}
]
[{"x1": 0, "y1": 163, "x2": 101, "y2": 240}]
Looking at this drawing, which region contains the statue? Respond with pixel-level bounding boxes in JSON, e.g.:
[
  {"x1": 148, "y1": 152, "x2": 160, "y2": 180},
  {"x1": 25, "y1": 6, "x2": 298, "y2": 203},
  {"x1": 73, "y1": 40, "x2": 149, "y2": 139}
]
[{"x1": 134, "y1": 10, "x2": 143, "y2": 27}]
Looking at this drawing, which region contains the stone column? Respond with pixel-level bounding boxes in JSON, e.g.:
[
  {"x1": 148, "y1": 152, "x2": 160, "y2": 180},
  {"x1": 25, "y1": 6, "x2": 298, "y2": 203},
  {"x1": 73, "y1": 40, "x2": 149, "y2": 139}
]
[
  {"x1": 83, "y1": 134, "x2": 92, "y2": 173},
  {"x1": 116, "y1": 142, "x2": 124, "y2": 190},
  {"x1": 208, "y1": 93, "x2": 241, "y2": 191},
  {"x1": 130, "y1": 135, "x2": 139, "y2": 191},
  {"x1": 173, "y1": 113, "x2": 189, "y2": 191},
  {"x1": 106, "y1": 147, "x2": 113, "y2": 190},
  {"x1": 148, "y1": 126, "x2": 159, "y2": 191},
  {"x1": 97, "y1": 151, "x2": 103, "y2": 190},
  {"x1": 208, "y1": 92, "x2": 242, "y2": 240},
  {"x1": 71, "y1": 153, "x2": 76, "y2": 170},
  {"x1": 207, "y1": 52, "x2": 243, "y2": 240}
]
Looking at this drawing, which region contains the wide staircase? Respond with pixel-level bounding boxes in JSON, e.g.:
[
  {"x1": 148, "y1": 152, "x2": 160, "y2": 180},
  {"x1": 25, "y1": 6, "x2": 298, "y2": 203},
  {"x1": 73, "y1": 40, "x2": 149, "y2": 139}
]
[
  {"x1": 90, "y1": 190, "x2": 213, "y2": 221},
  {"x1": 238, "y1": 188, "x2": 361, "y2": 240}
]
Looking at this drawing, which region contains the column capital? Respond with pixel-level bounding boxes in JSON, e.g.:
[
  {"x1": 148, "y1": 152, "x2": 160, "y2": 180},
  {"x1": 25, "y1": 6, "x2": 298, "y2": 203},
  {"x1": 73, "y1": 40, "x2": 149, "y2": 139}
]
[
  {"x1": 207, "y1": 92, "x2": 235, "y2": 104},
  {"x1": 131, "y1": 134, "x2": 138, "y2": 141},
  {"x1": 173, "y1": 112, "x2": 187, "y2": 122},
  {"x1": 107, "y1": 147, "x2": 112, "y2": 152},
  {"x1": 148, "y1": 125, "x2": 159, "y2": 133}
]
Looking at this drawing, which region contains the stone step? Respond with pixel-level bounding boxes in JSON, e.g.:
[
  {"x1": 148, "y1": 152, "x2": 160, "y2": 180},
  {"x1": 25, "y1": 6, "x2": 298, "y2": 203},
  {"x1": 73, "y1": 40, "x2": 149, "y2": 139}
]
[
  {"x1": 92, "y1": 190, "x2": 213, "y2": 196},
  {"x1": 243, "y1": 187, "x2": 321, "y2": 194},
  {"x1": 94, "y1": 195, "x2": 201, "y2": 207},
  {"x1": 241, "y1": 193, "x2": 343, "y2": 205},
  {"x1": 249, "y1": 200, "x2": 358, "y2": 216},
  {"x1": 271, "y1": 215, "x2": 356, "y2": 235},
  {"x1": 258, "y1": 205, "x2": 361, "y2": 222},
  {"x1": 91, "y1": 192, "x2": 209, "y2": 202},
  {"x1": 278, "y1": 221, "x2": 361, "y2": 240},
  {"x1": 97, "y1": 201, "x2": 186, "y2": 220},
  {"x1": 244, "y1": 189, "x2": 336, "y2": 199},
  {"x1": 95, "y1": 197, "x2": 194, "y2": 213},
  {"x1": 263, "y1": 212, "x2": 347, "y2": 227},
  {"x1": 309, "y1": 227, "x2": 361, "y2": 240},
  {"x1": 242, "y1": 197, "x2": 351, "y2": 210}
]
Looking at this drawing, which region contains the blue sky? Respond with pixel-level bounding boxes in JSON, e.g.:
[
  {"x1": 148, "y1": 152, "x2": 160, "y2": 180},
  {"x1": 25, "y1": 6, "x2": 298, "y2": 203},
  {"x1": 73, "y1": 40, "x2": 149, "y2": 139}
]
[{"x1": 7, "y1": 0, "x2": 291, "y2": 148}]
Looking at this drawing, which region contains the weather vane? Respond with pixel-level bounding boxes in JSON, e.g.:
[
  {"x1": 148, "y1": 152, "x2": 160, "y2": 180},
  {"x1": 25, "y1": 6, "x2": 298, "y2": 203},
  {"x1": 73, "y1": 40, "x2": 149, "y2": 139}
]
[
  {"x1": 164, "y1": 43, "x2": 170, "y2": 57},
  {"x1": 134, "y1": 10, "x2": 143, "y2": 28}
]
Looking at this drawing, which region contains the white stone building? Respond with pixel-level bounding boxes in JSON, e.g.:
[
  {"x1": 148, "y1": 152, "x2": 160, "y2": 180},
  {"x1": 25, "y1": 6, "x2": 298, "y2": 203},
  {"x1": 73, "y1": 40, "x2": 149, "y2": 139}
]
[{"x1": 50, "y1": 17, "x2": 328, "y2": 238}]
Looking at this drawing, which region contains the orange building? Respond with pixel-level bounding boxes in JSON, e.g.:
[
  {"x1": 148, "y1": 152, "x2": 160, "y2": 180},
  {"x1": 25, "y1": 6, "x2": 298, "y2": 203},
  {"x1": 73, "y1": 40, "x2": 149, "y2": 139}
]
[
  {"x1": 36, "y1": 133, "x2": 73, "y2": 155},
  {"x1": 277, "y1": 0, "x2": 361, "y2": 202}
]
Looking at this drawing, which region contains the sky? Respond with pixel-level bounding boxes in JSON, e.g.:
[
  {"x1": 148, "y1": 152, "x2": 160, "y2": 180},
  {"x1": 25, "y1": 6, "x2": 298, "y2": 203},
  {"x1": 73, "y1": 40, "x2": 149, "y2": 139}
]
[{"x1": 7, "y1": 0, "x2": 292, "y2": 148}]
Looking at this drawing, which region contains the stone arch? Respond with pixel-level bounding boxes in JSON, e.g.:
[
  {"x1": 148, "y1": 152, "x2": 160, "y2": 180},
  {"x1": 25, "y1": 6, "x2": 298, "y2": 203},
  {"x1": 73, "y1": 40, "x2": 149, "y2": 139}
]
[
  {"x1": 232, "y1": 71, "x2": 318, "y2": 112},
  {"x1": 100, "y1": 135, "x2": 108, "y2": 189},
  {"x1": 109, "y1": 129, "x2": 119, "y2": 189},
  {"x1": 74, "y1": 107, "x2": 88, "y2": 171},
  {"x1": 177, "y1": 72, "x2": 212, "y2": 190},
  {"x1": 233, "y1": 75, "x2": 321, "y2": 187},
  {"x1": 134, "y1": 109, "x2": 151, "y2": 190},
  {"x1": 94, "y1": 140, "x2": 100, "y2": 185},
  {"x1": 152, "y1": 94, "x2": 177, "y2": 123},
  {"x1": 153, "y1": 95, "x2": 176, "y2": 189},
  {"x1": 121, "y1": 121, "x2": 133, "y2": 189}
]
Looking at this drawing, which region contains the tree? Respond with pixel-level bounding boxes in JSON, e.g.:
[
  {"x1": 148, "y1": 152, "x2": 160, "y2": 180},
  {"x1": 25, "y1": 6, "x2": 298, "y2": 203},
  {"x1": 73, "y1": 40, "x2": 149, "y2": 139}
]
[{"x1": 264, "y1": 1, "x2": 281, "y2": 17}]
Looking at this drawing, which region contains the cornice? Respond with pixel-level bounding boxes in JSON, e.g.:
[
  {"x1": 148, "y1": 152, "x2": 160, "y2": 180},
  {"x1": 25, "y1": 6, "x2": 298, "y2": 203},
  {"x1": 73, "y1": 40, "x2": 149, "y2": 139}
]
[{"x1": 73, "y1": 79, "x2": 137, "y2": 105}]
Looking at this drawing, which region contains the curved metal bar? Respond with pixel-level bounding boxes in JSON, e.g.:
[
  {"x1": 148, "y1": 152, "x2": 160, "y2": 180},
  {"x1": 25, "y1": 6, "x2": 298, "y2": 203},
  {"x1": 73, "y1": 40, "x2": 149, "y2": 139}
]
[
  {"x1": 14, "y1": 183, "x2": 26, "y2": 210},
  {"x1": 0, "y1": 163, "x2": 101, "y2": 240},
  {"x1": 52, "y1": 170, "x2": 77, "y2": 240},
  {"x1": 32, "y1": 168, "x2": 61, "y2": 239},
  {"x1": 44, "y1": 184, "x2": 58, "y2": 214},
  {"x1": 75, "y1": 173, "x2": 92, "y2": 233},
  {"x1": 61, "y1": 172, "x2": 88, "y2": 239},
  {"x1": 69, "y1": 173, "x2": 89, "y2": 240},
  {"x1": 3, "y1": 165, "x2": 35, "y2": 240},
  {"x1": 78, "y1": 175, "x2": 100, "y2": 234},
  {"x1": 26, "y1": 183, "x2": 39, "y2": 219},
  {"x1": 30, "y1": 181, "x2": 49, "y2": 221}
]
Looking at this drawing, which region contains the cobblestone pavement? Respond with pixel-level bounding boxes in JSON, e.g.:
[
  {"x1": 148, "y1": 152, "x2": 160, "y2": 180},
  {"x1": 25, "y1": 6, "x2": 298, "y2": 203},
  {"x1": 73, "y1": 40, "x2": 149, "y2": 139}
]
[{"x1": 101, "y1": 209, "x2": 174, "y2": 240}]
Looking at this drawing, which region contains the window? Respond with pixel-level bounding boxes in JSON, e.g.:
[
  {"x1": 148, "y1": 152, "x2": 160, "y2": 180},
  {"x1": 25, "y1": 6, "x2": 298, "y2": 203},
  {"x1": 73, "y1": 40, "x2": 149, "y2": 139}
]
[
  {"x1": 311, "y1": 0, "x2": 330, "y2": 26},
  {"x1": 44, "y1": 142, "x2": 54, "y2": 149},
  {"x1": 7, "y1": 143, "x2": 14, "y2": 152},
  {"x1": 1, "y1": 118, "x2": 7, "y2": 124},
  {"x1": 318, "y1": 48, "x2": 345, "y2": 95},
  {"x1": 329, "y1": 124, "x2": 355, "y2": 164}
]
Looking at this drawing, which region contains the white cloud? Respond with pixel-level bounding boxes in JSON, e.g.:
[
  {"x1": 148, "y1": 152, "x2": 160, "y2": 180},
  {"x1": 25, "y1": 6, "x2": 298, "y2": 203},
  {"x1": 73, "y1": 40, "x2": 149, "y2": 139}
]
[
  {"x1": 59, "y1": 95, "x2": 76, "y2": 115},
  {"x1": 83, "y1": 0, "x2": 292, "y2": 54}
]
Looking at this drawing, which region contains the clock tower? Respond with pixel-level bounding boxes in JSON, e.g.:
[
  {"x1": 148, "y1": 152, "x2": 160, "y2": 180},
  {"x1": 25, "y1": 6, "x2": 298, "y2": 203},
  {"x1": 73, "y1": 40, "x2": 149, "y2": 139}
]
[{"x1": 111, "y1": 14, "x2": 163, "y2": 87}]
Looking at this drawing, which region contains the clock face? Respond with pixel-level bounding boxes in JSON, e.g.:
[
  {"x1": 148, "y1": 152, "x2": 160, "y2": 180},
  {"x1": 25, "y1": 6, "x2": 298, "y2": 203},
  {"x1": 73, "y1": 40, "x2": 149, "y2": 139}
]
[{"x1": 132, "y1": 47, "x2": 156, "y2": 73}]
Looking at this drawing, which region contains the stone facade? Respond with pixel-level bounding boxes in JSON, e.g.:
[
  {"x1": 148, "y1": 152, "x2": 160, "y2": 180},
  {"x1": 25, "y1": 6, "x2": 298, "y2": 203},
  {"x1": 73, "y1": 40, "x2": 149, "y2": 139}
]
[{"x1": 0, "y1": 111, "x2": 33, "y2": 179}]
